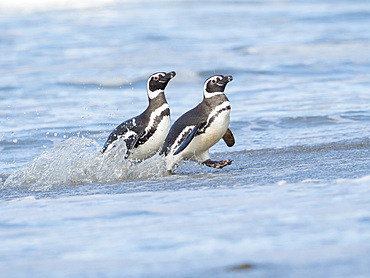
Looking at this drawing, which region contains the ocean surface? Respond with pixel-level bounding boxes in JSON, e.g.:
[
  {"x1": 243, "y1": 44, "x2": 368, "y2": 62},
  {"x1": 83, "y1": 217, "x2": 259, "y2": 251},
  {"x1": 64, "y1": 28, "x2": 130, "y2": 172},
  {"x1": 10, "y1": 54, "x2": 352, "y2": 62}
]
[{"x1": 1, "y1": 0, "x2": 370, "y2": 277}]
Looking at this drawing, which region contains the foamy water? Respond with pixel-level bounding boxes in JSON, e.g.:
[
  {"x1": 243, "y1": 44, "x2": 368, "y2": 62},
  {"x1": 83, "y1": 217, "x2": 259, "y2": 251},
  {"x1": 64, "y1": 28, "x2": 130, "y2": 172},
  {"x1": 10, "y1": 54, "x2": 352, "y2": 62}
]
[
  {"x1": 1, "y1": 0, "x2": 370, "y2": 277},
  {"x1": 4, "y1": 137, "x2": 168, "y2": 191}
]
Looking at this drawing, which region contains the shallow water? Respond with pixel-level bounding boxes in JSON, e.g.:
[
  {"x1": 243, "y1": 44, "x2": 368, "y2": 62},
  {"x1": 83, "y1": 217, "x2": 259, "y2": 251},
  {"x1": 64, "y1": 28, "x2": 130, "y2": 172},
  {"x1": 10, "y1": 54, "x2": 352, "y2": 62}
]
[{"x1": 1, "y1": 0, "x2": 370, "y2": 277}]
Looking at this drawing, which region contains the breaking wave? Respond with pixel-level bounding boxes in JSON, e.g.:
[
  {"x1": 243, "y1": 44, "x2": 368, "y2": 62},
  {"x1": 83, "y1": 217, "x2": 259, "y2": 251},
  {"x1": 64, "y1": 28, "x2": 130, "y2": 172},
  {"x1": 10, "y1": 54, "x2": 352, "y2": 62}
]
[{"x1": 4, "y1": 137, "x2": 167, "y2": 190}]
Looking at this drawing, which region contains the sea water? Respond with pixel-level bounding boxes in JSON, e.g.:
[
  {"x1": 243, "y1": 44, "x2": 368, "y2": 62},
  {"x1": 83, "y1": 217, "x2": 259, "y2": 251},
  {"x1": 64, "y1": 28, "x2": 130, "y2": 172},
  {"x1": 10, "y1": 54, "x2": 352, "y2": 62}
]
[{"x1": 0, "y1": 0, "x2": 370, "y2": 277}]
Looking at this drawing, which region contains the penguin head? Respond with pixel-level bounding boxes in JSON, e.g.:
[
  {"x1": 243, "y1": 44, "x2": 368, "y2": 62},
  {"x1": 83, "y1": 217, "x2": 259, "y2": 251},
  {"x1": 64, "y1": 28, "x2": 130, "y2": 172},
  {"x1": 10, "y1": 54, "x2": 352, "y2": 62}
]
[
  {"x1": 147, "y1": 71, "x2": 176, "y2": 99},
  {"x1": 203, "y1": 75, "x2": 233, "y2": 98}
]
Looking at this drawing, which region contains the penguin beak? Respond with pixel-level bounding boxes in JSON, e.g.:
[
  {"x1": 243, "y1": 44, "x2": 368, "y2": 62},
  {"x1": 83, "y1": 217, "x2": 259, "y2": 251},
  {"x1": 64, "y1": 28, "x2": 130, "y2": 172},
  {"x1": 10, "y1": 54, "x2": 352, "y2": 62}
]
[
  {"x1": 217, "y1": 75, "x2": 233, "y2": 85},
  {"x1": 166, "y1": 71, "x2": 176, "y2": 79},
  {"x1": 159, "y1": 71, "x2": 176, "y2": 83}
]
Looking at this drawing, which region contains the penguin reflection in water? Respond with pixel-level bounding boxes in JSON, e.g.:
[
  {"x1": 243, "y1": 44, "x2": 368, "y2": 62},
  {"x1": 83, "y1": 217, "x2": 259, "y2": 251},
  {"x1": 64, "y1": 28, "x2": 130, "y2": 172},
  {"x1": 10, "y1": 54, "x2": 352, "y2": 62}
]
[
  {"x1": 101, "y1": 71, "x2": 176, "y2": 160},
  {"x1": 160, "y1": 75, "x2": 235, "y2": 172}
]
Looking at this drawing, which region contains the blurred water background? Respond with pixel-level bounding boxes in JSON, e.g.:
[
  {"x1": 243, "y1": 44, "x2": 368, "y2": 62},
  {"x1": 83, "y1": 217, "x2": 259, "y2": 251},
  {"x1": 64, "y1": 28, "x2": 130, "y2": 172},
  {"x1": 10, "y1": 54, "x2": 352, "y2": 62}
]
[{"x1": 0, "y1": 0, "x2": 370, "y2": 277}]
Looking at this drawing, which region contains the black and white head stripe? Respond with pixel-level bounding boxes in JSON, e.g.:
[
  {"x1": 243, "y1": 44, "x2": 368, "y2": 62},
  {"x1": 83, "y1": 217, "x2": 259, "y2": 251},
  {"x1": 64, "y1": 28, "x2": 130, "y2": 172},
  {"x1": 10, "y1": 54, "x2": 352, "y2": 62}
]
[
  {"x1": 203, "y1": 75, "x2": 233, "y2": 98},
  {"x1": 147, "y1": 71, "x2": 176, "y2": 99}
]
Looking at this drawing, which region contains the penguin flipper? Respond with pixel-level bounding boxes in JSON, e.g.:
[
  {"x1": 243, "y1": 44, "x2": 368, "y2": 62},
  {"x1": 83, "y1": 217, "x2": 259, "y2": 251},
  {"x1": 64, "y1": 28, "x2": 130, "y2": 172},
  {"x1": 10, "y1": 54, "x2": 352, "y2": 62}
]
[
  {"x1": 101, "y1": 133, "x2": 119, "y2": 153},
  {"x1": 173, "y1": 123, "x2": 202, "y2": 156},
  {"x1": 124, "y1": 132, "x2": 141, "y2": 159},
  {"x1": 222, "y1": 128, "x2": 235, "y2": 147},
  {"x1": 102, "y1": 121, "x2": 133, "y2": 154}
]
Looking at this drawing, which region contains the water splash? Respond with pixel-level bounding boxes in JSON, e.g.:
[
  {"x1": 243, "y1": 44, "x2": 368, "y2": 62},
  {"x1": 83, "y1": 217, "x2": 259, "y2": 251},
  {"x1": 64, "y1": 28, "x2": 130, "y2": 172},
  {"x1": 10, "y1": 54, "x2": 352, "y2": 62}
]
[{"x1": 4, "y1": 137, "x2": 167, "y2": 191}]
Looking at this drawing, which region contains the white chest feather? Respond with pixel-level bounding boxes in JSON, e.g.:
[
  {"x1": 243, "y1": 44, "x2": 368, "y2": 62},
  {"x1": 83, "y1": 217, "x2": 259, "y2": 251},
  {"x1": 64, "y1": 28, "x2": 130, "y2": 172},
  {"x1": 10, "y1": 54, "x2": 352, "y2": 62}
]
[
  {"x1": 171, "y1": 101, "x2": 230, "y2": 160},
  {"x1": 134, "y1": 115, "x2": 170, "y2": 159},
  {"x1": 131, "y1": 104, "x2": 171, "y2": 160},
  {"x1": 187, "y1": 107, "x2": 230, "y2": 156}
]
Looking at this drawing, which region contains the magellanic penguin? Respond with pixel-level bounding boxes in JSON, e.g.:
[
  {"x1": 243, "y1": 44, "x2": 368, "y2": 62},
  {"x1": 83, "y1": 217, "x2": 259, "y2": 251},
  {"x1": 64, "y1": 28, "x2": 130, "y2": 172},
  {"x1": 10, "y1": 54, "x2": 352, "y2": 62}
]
[
  {"x1": 159, "y1": 75, "x2": 235, "y2": 171},
  {"x1": 101, "y1": 71, "x2": 176, "y2": 160}
]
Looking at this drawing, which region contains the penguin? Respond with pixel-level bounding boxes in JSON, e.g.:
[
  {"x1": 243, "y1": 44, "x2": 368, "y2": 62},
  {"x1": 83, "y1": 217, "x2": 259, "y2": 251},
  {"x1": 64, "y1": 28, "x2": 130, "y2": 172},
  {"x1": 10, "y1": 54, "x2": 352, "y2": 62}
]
[
  {"x1": 160, "y1": 75, "x2": 235, "y2": 171},
  {"x1": 101, "y1": 71, "x2": 176, "y2": 160}
]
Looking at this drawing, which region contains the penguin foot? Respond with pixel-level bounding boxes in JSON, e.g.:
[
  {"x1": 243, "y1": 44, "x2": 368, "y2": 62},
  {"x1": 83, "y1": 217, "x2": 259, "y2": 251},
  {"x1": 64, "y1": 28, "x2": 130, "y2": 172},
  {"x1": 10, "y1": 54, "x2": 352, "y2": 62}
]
[{"x1": 203, "y1": 159, "x2": 232, "y2": 169}]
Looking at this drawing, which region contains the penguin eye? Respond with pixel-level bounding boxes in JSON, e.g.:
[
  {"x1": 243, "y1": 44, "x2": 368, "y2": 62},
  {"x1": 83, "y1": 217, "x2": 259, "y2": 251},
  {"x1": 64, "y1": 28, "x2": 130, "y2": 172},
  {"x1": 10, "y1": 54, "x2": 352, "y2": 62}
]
[
  {"x1": 211, "y1": 79, "x2": 217, "y2": 84},
  {"x1": 153, "y1": 76, "x2": 159, "y2": 81}
]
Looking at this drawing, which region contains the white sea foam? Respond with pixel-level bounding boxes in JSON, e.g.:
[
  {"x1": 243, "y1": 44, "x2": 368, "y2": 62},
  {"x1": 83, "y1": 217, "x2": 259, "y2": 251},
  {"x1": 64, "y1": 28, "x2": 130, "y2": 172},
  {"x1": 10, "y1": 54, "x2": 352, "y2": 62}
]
[
  {"x1": 4, "y1": 137, "x2": 167, "y2": 190},
  {"x1": 334, "y1": 175, "x2": 370, "y2": 185},
  {"x1": 9, "y1": 195, "x2": 37, "y2": 202}
]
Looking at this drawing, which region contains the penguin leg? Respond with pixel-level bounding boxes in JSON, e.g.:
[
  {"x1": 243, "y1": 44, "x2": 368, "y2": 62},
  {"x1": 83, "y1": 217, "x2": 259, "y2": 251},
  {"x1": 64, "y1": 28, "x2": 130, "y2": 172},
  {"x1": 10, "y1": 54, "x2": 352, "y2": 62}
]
[
  {"x1": 195, "y1": 150, "x2": 210, "y2": 162},
  {"x1": 202, "y1": 159, "x2": 232, "y2": 169}
]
